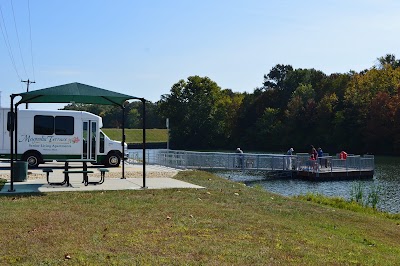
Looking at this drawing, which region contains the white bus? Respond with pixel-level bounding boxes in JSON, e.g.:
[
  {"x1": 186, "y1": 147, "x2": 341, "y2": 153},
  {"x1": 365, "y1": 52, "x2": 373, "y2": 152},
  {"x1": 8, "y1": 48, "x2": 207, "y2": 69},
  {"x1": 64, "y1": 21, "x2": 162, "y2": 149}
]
[{"x1": 0, "y1": 108, "x2": 127, "y2": 168}]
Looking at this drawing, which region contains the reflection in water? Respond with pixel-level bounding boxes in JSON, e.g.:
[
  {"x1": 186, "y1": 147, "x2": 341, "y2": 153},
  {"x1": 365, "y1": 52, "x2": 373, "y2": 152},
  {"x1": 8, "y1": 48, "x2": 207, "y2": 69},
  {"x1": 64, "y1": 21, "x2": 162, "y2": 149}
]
[{"x1": 214, "y1": 156, "x2": 400, "y2": 214}]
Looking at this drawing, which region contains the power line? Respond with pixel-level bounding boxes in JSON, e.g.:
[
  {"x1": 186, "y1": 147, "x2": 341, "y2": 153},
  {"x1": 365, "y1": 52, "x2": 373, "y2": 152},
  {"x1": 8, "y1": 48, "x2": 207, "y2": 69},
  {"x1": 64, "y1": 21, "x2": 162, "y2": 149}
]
[
  {"x1": 0, "y1": 1, "x2": 36, "y2": 84},
  {"x1": 0, "y1": 3, "x2": 22, "y2": 80},
  {"x1": 21, "y1": 79, "x2": 35, "y2": 109},
  {"x1": 10, "y1": 0, "x2": 28, "y2": 78},
  {"x1": 27, "y1": 0, "x2": 35, "y2": 80}
]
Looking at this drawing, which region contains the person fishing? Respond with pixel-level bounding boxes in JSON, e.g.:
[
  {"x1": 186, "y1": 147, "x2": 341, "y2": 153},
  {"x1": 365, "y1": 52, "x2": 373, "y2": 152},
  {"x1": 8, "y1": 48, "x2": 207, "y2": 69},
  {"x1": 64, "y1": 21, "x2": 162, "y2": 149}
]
[{"x1": 235, "y1": 147, "x2": 244, "y2": 168}]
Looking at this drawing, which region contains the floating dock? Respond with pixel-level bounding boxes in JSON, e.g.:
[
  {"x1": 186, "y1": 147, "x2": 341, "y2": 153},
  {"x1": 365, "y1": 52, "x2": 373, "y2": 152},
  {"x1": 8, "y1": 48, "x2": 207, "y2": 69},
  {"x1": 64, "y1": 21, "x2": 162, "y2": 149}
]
[{"x1": 295, "y1": 168, "x2": 374, "y2": 181}]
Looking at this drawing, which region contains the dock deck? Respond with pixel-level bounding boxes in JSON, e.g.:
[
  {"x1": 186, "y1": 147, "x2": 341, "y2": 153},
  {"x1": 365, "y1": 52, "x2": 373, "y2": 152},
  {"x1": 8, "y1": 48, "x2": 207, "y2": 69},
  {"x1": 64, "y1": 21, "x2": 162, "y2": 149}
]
[{"x1": 295, "y1": 168, "x2": 374, "y2": 180}]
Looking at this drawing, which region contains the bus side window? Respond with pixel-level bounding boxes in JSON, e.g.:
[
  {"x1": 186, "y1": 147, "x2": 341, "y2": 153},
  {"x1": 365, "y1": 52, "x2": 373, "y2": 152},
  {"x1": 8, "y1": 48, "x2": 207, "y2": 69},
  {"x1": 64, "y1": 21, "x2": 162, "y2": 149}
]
[
  {"x1": 55, "y1": 116, "x2": 74, "y2": 135},
  {"x1": 34, "y1": 115, "x2": 54, "y2": 135}
]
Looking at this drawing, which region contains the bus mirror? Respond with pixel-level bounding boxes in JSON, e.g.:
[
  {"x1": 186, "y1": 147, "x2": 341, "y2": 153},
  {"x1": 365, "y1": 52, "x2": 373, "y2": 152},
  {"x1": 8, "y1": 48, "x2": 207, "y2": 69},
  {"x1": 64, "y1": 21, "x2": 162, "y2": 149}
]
[{"x1": 7, "y1": 112, "x2": 14, "y2": 131}]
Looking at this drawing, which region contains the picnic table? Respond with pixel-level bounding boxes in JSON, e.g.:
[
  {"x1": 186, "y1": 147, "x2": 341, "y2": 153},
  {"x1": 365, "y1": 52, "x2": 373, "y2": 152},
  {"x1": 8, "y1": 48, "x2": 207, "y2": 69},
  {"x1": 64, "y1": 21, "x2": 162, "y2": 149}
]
[{"x1": 56, "y1": 159, "x2": 96, "y2": 186}]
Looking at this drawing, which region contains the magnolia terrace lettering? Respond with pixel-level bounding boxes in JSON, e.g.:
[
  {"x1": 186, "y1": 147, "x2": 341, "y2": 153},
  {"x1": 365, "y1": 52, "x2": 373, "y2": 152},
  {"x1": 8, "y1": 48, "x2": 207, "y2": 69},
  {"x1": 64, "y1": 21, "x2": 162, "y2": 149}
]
[{"x1": 18, "y1": 135, "x2": 80, "y2": 144}]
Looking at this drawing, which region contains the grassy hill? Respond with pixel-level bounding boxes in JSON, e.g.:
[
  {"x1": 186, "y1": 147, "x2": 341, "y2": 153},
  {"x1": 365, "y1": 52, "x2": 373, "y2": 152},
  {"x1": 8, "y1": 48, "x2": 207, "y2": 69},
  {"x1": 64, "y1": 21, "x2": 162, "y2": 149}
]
[
  {"x1": 0, "y1": 171, "x2": 399, "y2": 264},
  {"x1": 102, "y1": 128, "x2": 168, "y2": 143}
]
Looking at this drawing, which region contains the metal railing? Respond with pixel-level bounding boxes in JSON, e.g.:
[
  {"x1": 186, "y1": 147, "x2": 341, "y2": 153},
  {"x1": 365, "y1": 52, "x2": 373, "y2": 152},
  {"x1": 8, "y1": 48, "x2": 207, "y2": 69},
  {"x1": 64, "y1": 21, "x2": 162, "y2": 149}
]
[
  {"x1": 127, "y1": 149, "x2": 375, "y2": 174},
  {"x1": 127, "y1": 149, "x2": 165, "y2": 165},
  {"x1": 295, "y1": 154, "x2": 375, "y2": 174},
  {"x1": 153, "y1": 150, "x2": 293, "y2": 171}
]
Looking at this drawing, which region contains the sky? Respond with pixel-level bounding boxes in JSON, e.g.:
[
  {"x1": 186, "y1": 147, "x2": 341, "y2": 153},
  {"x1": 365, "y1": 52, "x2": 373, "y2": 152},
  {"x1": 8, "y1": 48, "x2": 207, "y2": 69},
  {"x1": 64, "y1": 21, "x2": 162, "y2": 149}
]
[{"x1": 1, "y1": 0, "x2": 400, "y2": 110}]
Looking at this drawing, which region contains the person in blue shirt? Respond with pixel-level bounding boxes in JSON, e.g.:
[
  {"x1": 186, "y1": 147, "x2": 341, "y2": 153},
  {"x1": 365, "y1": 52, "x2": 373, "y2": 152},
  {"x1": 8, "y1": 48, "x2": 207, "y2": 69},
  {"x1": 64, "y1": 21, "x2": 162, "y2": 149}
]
[
  {"x1": 317, "y1": 147, "x2": 327, "y2": 168},
  {"x1": 317, "y1": 147, "x2": 323, "y2": 157}
]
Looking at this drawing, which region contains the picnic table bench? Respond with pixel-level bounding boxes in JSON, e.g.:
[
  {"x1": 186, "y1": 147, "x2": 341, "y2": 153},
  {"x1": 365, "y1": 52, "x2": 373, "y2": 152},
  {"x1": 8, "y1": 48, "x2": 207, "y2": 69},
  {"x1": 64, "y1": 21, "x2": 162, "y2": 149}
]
[
  {"x1": 97, "y1": 168, "x2": 108, "y2": 184},
  {"x1": 42, "y1": 168, "x2": 62, "y2": 185},
  {"x1": 63, "y1": 170, "x2": 94, "y2": 186}
]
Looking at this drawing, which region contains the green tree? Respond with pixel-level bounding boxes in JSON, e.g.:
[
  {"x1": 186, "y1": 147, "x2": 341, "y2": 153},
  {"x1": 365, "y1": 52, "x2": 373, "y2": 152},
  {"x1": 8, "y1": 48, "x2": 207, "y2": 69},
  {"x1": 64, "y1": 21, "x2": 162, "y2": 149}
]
[
  {"x1": 254, "y1": 107, "x2": 283, "y2": 150},
  {"x1": 102, "y1": 105, "x2": 123, "y2": 128},
  {"x1": 342, "y1": 64, "x2": 400, "y2": 152},
  {"x1": 284, "y1": 84, "x2": 317, "y2": 147},
  {"x1": 133, "y1": 101, "x2": 164, "y2": 129},
  {"x1": 263, "y1": 64, "x2": 294, "y2": 90},
  {"x1": 377, "y1": 54, "x2": 400, "y2": 69},
  {"x1": 212, "y1": 89, "x2": 244, "y2": 147},
  {"x1": 315, "y1": 93, "x2": 339, "y2": 149},
  {"x1": 365, "y1": 92, "x2": 400, "y2": 153},
  {"x1": 158, "y1": 76, "x2": 223, "y2": 149},
  {"x1": 126, "y1": 108, "x2": 140, "y2": 128}
]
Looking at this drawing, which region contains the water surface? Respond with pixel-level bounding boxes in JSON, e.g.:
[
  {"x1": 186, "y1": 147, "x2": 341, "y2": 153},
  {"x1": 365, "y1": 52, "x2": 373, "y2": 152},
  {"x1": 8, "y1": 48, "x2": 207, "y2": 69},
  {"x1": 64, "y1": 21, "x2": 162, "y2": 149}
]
[{"x1": 215, "y1": 156, "x2": 400, "y2": 214}]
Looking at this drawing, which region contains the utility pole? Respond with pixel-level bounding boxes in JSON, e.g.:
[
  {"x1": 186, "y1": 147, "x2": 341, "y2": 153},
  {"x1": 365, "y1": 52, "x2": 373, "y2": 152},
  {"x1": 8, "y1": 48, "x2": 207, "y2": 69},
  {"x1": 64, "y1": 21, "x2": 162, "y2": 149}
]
[
  {"x1": 21, "y1": 79, "x2": 35, "y2": 109},
  {"x1": 166, "y1": 118, "x2": 169, "y2": 150}
]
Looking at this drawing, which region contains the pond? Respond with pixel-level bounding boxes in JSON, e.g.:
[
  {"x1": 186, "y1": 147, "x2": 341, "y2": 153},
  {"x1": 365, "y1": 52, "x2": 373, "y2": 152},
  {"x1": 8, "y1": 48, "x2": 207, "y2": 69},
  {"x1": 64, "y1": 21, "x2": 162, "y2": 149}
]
[
  {"x1": 128, "y1": 149, "x2": 400, "y2": 214},
  {"x1": 214, "y1": 156, "x2": 400, "y2": 214}
]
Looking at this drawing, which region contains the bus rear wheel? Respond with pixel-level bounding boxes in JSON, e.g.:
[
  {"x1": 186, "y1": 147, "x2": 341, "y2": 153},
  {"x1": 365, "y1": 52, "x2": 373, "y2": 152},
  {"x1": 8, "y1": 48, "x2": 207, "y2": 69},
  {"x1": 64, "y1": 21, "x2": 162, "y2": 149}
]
[{"x1": 22, "y1": 152, "x2": 42, "y2": 168}]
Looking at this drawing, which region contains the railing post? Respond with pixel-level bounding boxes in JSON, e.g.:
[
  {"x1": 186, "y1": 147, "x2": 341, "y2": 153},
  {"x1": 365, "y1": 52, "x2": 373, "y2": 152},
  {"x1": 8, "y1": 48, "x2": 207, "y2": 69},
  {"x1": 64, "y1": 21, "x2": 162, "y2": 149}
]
[
  {"x1": 185, "y1": 151, "x2": 188, "y2": 170},
  {"x1": 257, "y1": 154, "x2": 259, "y2": 170},
  {"x1": 272, "y1": 156, "x2": 274, "y2": 170},
  {"x1": 283, "y1": 156, "x2": 286, "y2": 171}
]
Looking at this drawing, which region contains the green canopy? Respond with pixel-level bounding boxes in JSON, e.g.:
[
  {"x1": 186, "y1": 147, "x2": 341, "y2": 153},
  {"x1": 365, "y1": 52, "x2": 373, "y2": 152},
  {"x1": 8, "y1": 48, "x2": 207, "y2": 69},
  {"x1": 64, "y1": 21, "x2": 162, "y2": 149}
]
[{"x1": 16, "y1": 82, "x2": 142, "y2": 106}]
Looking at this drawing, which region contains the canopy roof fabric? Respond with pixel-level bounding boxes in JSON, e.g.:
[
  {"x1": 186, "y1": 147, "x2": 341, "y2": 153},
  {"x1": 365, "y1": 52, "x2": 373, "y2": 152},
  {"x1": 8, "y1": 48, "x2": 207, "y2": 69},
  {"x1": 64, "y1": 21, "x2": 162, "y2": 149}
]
[{"x1": 16, "y1": 82, "x2": 141, "y2": 106}]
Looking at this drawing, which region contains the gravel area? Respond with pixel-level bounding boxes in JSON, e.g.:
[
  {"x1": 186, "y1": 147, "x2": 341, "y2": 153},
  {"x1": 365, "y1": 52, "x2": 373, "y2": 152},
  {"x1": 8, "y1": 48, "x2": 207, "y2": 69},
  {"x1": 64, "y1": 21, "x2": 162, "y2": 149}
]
[{"x1": 0, "y1": 170, "x2": 178, "y2": 181}]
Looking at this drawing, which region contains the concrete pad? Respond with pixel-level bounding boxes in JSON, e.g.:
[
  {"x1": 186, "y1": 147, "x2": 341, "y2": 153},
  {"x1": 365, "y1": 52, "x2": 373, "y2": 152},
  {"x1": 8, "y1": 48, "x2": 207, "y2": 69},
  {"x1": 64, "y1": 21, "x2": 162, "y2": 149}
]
[
  {"x1": 0, "y1": 162, "x2": 204, "y2": 194},
  {"x1": 0, "y1": 177, "x2": 203, "y2": 194}
]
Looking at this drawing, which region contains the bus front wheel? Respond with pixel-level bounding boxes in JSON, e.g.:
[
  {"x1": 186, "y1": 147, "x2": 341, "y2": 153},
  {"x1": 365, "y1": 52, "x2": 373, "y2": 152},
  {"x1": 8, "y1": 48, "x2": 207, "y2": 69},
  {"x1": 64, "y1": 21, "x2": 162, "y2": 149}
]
[{"x1": 105, "y1": 153, "x2": 121, "y2": 167}]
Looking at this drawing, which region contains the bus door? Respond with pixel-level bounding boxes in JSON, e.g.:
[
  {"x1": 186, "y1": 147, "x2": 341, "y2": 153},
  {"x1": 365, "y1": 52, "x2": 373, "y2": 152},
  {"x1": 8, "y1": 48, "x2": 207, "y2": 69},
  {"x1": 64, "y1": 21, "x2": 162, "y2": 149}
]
[{"x1": 82, "y1": 120, "x2": 97, "y2": 160}]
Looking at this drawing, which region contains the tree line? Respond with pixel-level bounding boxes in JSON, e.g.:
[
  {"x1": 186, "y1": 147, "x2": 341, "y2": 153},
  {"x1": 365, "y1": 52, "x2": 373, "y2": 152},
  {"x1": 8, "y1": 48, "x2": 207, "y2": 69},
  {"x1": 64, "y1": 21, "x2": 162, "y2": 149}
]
[
  {"x1": 64, "y1": 54, "x2": 400, "y2": 155},
  {"x1": 62, "y1": 100, "x2": 164, "y2": 129}
]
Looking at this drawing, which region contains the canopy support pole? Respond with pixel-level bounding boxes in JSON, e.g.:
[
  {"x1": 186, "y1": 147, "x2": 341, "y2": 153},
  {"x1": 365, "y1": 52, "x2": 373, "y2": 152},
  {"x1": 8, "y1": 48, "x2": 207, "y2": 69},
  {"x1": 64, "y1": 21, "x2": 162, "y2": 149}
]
[
  {"x1": 8, "y1": 95, "x2": 16, "y2": 192},
  {"x1": 14, "y1": 104, "x2": 19, "y2": 166},
  {"x1": 142, "y1": 98, "x2": 147, "y2": 189},
  {"x1": 122, "y1": 106, "x2": 125, "y2": 179}
]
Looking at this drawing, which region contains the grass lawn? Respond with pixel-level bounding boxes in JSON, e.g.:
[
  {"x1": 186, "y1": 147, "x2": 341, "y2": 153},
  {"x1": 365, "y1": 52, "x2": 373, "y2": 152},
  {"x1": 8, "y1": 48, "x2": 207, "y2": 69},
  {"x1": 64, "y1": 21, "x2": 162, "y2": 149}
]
[
  {"x1": 101, "y1": 128, "x2": 167, "y2": 143},
  {"x1": 0, "y1": 171, "x2": 399, "y2": 265}
]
